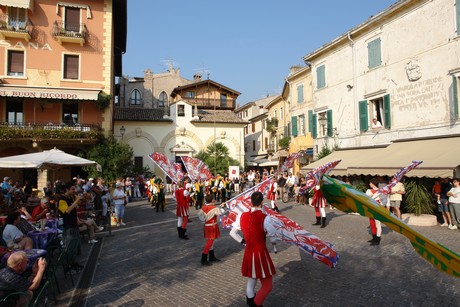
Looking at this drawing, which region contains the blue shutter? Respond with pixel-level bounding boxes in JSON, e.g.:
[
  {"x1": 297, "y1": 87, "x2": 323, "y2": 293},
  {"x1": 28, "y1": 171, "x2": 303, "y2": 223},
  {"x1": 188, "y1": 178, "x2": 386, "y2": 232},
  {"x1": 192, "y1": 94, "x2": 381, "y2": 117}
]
[
  {"x1": 454, "y1": 75, "x2": 459, "y2": 118},
  {"x1": 308, "y1": 110, "x2": 313, "y2": 133},
  {"x1": 359, "y1": 100, "x2": 369, "y2": 132},
  {"x1": 383, "y1": 94, "x2": 391, "y2": 129},
  {"x1": 291, "y1": 116, "x2": 298, "y2": 137},
  {"x1": 327, "y1": 109, "x2": 333, "y2": 137},
  {"x1": 368, "y1": 38, "x2": 382, "y2": 69},
  {"x1": 316, "y1": 65, "x2": 325, "y2": 89},
  {"x1": 297, "y1": 84, "x2": 304, "y2": 103},
  {"x1": 312, "y1": 114, "x2": 317, "y2": 139}
]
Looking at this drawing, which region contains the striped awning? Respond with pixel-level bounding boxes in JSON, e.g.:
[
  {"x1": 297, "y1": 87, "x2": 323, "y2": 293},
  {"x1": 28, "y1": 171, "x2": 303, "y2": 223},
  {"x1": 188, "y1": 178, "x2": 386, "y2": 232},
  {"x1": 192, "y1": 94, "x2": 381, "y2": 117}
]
[{"x1": 1, "y1": 0, "x2": 34, "y2": 11}]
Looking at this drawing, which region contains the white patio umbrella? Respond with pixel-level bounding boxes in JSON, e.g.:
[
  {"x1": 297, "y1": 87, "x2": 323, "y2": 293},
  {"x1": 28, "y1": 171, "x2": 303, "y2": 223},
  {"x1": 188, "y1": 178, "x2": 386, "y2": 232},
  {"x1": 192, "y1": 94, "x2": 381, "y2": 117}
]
[{"x1": 0, "y1": 147, "x2": 101, "y2": 171}]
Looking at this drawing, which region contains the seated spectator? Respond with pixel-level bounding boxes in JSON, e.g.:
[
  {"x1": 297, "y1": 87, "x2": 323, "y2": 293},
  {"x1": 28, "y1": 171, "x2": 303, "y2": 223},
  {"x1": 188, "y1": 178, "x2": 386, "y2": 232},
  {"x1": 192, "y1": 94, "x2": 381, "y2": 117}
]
[
  {"x1": 26, "y1": 191, "x2": 41, "y2": 209},
  {"x1": 16, "y1": 207, "x2": 35, "y2": 235},
  {"x1": 31, "y1": 198, "x2": 50, "y2": 221},
  {"x1": 76, "y1": 202, "x2": 103, "y2": 244},
  {"x1": 0, "y1": 251, "x2": 47, "y2": 306},
  {"x1": 2, "y1": 212, "x2": 33, "y2": 250}
]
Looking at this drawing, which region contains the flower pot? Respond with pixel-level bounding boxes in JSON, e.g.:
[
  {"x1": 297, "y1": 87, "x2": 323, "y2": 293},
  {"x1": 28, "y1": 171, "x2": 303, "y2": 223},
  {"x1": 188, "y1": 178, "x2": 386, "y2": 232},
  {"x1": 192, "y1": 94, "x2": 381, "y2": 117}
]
[{"x1": 401, "y1": 213, "x2": 437, "y2": 226}]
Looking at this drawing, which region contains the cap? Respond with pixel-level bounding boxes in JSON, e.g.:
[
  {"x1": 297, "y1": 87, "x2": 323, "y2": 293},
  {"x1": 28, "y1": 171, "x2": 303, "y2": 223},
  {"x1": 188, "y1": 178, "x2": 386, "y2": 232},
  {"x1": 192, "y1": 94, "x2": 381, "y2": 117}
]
[
  {"x1": 88, "y1": 178, "x2": 94, "y2": 181},
  {"x1": 3, "y1": 177, "x2": 10, "y2": 181}
]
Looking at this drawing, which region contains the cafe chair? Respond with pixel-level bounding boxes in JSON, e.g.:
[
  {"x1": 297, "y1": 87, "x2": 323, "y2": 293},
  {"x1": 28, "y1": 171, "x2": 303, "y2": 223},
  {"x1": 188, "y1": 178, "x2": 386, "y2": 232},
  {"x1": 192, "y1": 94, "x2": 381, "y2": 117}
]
[
  {"x1": 0, "y1": 280, "x2": 50, "y2": 307},
  {"x1": 0, "y1": 291, "x2": 30, "y2": 307}
]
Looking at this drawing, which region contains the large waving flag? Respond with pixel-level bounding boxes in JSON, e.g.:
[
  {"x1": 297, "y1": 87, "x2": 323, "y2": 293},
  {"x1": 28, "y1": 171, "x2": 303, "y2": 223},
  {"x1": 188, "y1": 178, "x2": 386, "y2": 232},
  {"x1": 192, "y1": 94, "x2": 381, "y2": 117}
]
[
  {"x1": 148, "y1": 152, "x2": 185, "y2": 183},
  {"x1": 181, "y1": 156, "x2": 213, "y2": 181},
  {"x1": 265, "y1": 207, "x2": 338, "y2": 268},
  {"x1": 320, "y1": 162, "x2": 460, "y2": 278},
  {"x1": 222, "y1": 174, "x2": 339, "y2": 269},
  {"x1": 281, "y1": 150, "x2": 306, "y2": 171}
]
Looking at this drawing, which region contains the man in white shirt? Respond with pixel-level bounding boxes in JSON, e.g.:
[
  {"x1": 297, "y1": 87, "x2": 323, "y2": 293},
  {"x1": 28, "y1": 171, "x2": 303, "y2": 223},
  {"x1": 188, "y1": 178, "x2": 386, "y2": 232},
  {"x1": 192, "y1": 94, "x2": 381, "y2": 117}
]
[
  {"x1": 286, "y1": 172, "x2": 295, "y2": 194},
  {"x1": 447, "y1": 178, "x2": 460, "y2": 230},
  {"x1": 247, "y1": 170, "x2": 255, "y2": 189}
]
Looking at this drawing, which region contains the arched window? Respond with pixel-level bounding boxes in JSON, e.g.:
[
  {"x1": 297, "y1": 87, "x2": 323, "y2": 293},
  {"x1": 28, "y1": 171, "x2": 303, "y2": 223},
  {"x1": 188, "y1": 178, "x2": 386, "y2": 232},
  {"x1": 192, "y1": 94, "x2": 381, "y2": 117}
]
[
  {"x1": 130, "y1": 89, "x2": 142, "y2": 105},
  {"x1": 159, "y1": 91, "x2": 168, "y2": 107}
]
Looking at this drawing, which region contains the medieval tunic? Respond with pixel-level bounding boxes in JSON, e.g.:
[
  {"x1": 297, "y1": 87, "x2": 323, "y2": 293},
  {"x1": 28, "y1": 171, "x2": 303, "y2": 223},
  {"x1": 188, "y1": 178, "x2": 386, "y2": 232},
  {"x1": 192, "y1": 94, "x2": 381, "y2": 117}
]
[
  {"x1": 267, "y1": 181, "x2": 277, "y2": 201},
  {"x1": 175, "y1": 188, "x2": 189, "y2": 218},
  {"x1": 311, "y1": 185, "x2": 327, "y2": 208},
  {"x1": 201, "y1": 203, "x2": 222, "y2": 239},
  {"x1": 240, "y1": 208, "x2": 276, "y2": 278}
]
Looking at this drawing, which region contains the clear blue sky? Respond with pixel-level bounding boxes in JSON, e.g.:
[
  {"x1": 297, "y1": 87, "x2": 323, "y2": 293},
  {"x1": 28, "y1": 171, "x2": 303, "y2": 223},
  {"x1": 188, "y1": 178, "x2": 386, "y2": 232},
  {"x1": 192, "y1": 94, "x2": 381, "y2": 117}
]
[{"x1": 124, "y1": 1, "x2": 397, "y2": 105}]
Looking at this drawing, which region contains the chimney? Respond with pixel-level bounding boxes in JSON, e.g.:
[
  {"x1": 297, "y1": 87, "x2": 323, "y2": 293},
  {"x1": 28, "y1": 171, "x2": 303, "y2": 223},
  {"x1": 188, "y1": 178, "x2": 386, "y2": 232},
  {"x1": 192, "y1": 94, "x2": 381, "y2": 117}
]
[{"x1": 193, "y1": 72, "x2": 202, "y2": 81}]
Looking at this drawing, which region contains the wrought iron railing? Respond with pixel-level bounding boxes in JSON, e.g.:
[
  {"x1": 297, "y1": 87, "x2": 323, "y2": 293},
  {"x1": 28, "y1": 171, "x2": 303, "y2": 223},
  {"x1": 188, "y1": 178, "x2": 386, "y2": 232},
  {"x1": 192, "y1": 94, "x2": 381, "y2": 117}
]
[
  {"x1": 180, "y1": 97, "x2": 235, "y2": 108},
  {"x1": 51, "y1": 20, "x2": 87, "y2": 39},
  {"x1": 0, "y1": 122, "x2": 101, "y2": 141},
  {"x1": 0, "y1": 14, "x2": 33, "y2": 35}
]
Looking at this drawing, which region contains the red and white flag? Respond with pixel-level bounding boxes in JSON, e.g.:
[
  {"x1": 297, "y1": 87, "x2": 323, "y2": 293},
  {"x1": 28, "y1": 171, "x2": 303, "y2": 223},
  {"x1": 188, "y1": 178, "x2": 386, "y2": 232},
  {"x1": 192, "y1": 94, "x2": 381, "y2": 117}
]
[
  {"x1": 148, "y1": 152, "x2": 185, "y2": 183},
  {"x1": 181, "y1": 156, "x2": 213, "y2": 181}
]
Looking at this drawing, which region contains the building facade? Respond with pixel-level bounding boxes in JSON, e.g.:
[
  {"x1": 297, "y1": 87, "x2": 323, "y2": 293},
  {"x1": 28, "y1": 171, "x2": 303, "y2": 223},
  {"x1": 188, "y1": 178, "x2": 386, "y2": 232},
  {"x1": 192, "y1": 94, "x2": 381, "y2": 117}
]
[
  {"x1": 301, "y1": 0, "x2": 460, "y2": 177},
  {"x1": 0, "y1": 0, "x2": 126, "y2": 186},
  {"x1": 114, "y1": 69, "x2": 246, "y2": 176}
]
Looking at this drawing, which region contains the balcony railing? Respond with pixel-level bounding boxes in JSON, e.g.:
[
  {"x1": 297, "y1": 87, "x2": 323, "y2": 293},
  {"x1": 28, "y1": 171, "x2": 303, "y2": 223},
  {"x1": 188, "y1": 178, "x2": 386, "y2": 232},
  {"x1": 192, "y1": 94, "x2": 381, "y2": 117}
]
[
  {"x1": 0, "y1": 122, "x2": 102, "y2": 141},
  {"x1": 51, "y1": 21, "x2": 87, "y2": 46},
  {"x1": 180, "y1": 97, "x2": 235, "y2": 109},
  {"x1": 0, "y1": 14, "x2": 33, "y2": 41}
]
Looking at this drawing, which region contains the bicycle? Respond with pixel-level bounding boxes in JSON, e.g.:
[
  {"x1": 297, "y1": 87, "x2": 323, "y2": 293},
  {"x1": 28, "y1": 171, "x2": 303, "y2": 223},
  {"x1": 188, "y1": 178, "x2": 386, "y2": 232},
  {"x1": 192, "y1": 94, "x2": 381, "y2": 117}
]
[{"x1": 282, "y1": 189, "x2": 295, "y2": 203}]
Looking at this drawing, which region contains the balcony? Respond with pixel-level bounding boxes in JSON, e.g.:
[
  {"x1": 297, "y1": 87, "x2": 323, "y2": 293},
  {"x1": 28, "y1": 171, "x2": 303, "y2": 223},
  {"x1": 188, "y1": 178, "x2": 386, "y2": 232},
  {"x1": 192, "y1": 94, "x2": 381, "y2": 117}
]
[
  {"x1": 180, "y1": 97, "x2": 235, "y2": 109},
  {"x1": 0, "y1": 14, "x2": 33, "y2": 41},
  {"x1": 51, "y1": 21, "x2": 87, "y2": 46},
  {"x1": 0, "y1": 122, "x2": 102, "y2": 142}
]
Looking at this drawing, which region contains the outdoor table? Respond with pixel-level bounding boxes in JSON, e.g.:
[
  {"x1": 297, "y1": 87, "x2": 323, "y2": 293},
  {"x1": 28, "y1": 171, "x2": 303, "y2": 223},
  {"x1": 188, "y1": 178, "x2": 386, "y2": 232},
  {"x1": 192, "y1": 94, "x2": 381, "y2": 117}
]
[
  {"x1": 27, "y1": 229, "x2": 58, "y2": 249},
  {"x1": 1, "y1": 249, "x2": 47, "y2": 270}
]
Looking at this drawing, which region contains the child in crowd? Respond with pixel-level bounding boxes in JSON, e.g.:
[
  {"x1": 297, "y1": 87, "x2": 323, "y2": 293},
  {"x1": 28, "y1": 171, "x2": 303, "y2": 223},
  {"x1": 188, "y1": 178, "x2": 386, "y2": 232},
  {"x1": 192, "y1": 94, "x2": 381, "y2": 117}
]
[{"x1": 432, "y1": 180, "x2": 442, "y2": 204}]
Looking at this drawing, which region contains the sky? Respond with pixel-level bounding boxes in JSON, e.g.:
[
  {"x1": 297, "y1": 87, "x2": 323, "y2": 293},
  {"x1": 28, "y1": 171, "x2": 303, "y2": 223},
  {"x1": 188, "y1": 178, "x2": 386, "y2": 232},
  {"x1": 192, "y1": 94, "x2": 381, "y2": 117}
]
[{"x1": 123, "y1": 0, "x2": 397, "y2": 106}]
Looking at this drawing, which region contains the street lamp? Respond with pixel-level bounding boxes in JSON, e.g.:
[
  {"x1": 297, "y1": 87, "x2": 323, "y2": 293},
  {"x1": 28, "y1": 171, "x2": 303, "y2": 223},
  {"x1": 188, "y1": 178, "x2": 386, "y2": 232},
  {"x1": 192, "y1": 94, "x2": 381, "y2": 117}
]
[{"x1": 120, "y1": 126, "x2": 126, "y2": 139}]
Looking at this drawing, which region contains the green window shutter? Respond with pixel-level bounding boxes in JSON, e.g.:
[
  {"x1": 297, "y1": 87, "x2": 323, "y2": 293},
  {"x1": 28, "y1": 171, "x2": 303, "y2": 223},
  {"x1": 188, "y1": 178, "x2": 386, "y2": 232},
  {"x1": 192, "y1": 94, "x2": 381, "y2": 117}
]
[
  {"x1": 291, "y1": 116, "x2": 298, "y2": 137},
  {"x1": 308, "y1": 110, "x2": 313, "y2": 133},
  {"x1": 327, "y1": 110, "x2": 333, "y2": 137},
  {"x1": 368, "y1": 38, "x2": 382, "y2": 69},
  {"x1": 454, "y1": 75, "x2": 459, "y2": 118},
  {"x1": 457, "y1": 0, "x2": 460, "y2": 34},
  {"x1": 359, "y1": 100, "x2": 369, "y2": 132},
  {"x1": 301, "y1": 115, "x2": 306, "y2": 134},
  {"x1": 316, "y1": 65, "x2": 325, "y2": 89},
  {"x1": 312, "y1": 114, "x2": 317, "y2": 139},
  {"x1": 383, "y1": 94, "x2": 391, "y2": 129},
  {"x1": 297, "y1": 84, "x2": 304, "y2": 103}
]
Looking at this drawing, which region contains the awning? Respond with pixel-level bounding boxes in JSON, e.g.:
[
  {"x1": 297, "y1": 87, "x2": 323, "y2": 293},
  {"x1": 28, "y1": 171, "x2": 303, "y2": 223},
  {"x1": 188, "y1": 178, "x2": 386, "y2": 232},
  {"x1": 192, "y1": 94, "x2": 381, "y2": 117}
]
[
  {"x1": 259, "y1": 160, "x2": 279, "y2": 167},
  {"x1": 269, "y1": 149, "x2": 289, "y2": 161},
  {"x1": 2, "y1": 0, "x2": 34, "y2": 11},
  {"x1": 348, "y1": 137, "x2": 460, "y2": 178},
  {"x1": 0, "y1": 86, "x2": 100, "y2": 100},
  {"x1": 301, "y1": 136, "x2": 460, "y2": 178},
  {"x1": 247, "y1": 156, "x2": 270, "y2": 167},
  {"x1": 301, "y1": 146, "x2": 387, "y2": 176}
]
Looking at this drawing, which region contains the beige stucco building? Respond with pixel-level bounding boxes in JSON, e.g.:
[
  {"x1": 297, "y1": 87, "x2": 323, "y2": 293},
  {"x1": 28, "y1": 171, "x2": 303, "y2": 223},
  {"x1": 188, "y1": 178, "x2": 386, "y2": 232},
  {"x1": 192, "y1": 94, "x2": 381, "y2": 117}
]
[
  {"x1": 301, "y1": 0, "x2": 460, "y2": 177},
  {"x1": 115, "y1": 69, "x2": 246, "y2": 176}
]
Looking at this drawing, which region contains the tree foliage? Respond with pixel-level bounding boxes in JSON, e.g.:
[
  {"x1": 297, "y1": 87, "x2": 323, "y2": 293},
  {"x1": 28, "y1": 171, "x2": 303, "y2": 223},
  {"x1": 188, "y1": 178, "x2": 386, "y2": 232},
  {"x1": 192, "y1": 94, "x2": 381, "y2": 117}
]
[
  {"x1": 278, "y1": 136, "x2": 290, "y2": 149},
  {"x1": 195, "y1": 142, "x2": 240, "y2": 176},
  {"x1": 403, "y1": 180, "x2": 435, "y2": 216},
  {"x1": 83, "y1": 136, "x2": 134, "y2": 182}
]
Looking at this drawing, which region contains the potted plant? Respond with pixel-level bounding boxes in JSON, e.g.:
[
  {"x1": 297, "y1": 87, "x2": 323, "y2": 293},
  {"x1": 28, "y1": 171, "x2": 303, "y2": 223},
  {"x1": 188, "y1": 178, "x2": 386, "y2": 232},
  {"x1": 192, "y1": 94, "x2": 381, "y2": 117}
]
[{"x1": 401, "y1": 179, "x2": 437, "y2": 226}]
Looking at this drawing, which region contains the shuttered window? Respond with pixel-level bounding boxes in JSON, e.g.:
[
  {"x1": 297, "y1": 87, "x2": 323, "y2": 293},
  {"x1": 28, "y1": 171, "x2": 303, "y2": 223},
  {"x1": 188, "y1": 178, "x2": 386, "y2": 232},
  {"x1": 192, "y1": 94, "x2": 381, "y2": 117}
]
[
  {"x1": 311, "y1": 114, "x2": 317, "y2": 139},
  {"x1": 63, "y1": 54, "x2": 79, "y2": 79},
  {"x1": 383, "y1": 94, "x2": 391, "y2": 129},
  {"x1": 316, "y1": 65, "x2": 326, "y2": 89},
  {"x1": 453, "y1": 76, "x2": 459, "y2": 118},
  {"x1": 359, "y1": 100, "x2": 369, "y2": 132},
  {"x1": 65, "y1": 7, "x2": 80, "y2": 32},
  {"x1": 297, "y1": 84, "x2": 304, "y2": 103},
  {"x1": 327, "y1": 110, "x2": 333, "y2": 137},
  {"x1": 368, "y1": 38, "x2": 382, "y2": 69},
  {"x1": 457, "y1": 0, "x2": 460, "y2": 34},
  {"x1": 291, "y1": 116, "x2": 298, "y2": 137},
  {"x1": 7, "y1": 50, "x2": 24, "y2": 76}
]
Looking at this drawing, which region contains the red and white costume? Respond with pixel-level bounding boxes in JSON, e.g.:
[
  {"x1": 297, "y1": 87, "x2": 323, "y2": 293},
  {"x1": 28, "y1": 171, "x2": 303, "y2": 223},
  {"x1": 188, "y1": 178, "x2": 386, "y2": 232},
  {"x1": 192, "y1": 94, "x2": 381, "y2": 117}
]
[
  {"x1": 201, "y1": 204, "x2": 222, "y2": 239},
  {"x1": 267, "y1": 180, "x2": 277, "y2": 201},
  {"x1": 175, "y1": 187, "x2": 189, "y2": 218},
  {"x1": 240, "y1": 208, "x2": 276, "y2": 278},
  {"x1": 366, "y1": 187, "x2": 382, "y2": 237}
]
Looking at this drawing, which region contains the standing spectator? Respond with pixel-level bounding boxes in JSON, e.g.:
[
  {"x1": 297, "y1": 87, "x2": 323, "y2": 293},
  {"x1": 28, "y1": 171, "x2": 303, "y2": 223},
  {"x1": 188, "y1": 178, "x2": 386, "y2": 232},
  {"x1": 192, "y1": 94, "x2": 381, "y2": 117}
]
[
  {"x1": 286, "y1": 172, "x2": 295, "y2": 195},
  {"x1": 112, "y1": 182, "x2": 127, "y2": 226},
  {"x1": 247, "y1": 170, "x2": 255, "y2": 189},
  {"x1": 240, "y1": 191, "x2": 277, "y2": 306},
  {"x1": 165, "y1": 176, "x2": 172, "y2": 195},
  {"x1": 1, "y1": 177, "x2": 13, "y2": 207},
  {"x1": 389, "y1": 180, "x2": 405, "y2": 218},
  {"x1": 198, "y1": 194, "x2": 224, "y2": 265},
  {"x1": 133, "y1": 178, "x2": 141, "y2": 199},
  {"x1": 57, "y1": 182, "x2": 84, "y2": 270},
  {"x1": 83, "y1": 178, "x2": 94, "y2": 193},
  {"x1": 432, "y1": 180, "x2": 442, "y2": 204},
  {"x1": 447, "y1": 178, "x2": 460, "y2": 230},
  {"x1": 240, "y1": 173, "x2": 247, "y2": 192},
  {"x1": 277, "y1": 172, "x2": 287, "y2": 199},
  {"x1": 43, "y1": 181, "x2": 53, "y2": 198},
  {"x1": 439, "y1": 178, "x2": 453, "y2": 228},
  {"x1": 233, "y1": 176, "x2": 240, "y2": 194},
  {"x1": 124, "y1": 177, "x2": 132, "y2": 200}
]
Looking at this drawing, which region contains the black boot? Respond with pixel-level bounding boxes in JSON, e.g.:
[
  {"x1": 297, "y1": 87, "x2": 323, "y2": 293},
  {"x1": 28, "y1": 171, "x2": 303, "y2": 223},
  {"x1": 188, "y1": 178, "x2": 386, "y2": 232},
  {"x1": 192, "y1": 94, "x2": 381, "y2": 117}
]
[
  {"x1": 370, "y1": 236, "x2": 381, "y2": 246},
  {"x1": 209, "y1": 250, "x2": 221, "y2": 262},
  {"x1": 274, "y1": 206, "x2": 280, "y2": 213},
  {"x1": 312, "y1": 216, "x2": 321, "y2": 225},
  {"x1": 320, "y1": 217, "x2": 327, "y2": 228},
  {"x1": 201, "y1": 253, "x2": 212, "y2": 266},
  {"x1": 180, "y1": 228, "x2": 189, "y2": 240},
  {"x1": 246, "y1": 296, "x2": 255, "y2": 306},
  {"x1": 177, "y1": 227, "x2": 182, "y2": 238},
  {"x1": 368, "y1": 234, "x2": 377, "y2": 243}
]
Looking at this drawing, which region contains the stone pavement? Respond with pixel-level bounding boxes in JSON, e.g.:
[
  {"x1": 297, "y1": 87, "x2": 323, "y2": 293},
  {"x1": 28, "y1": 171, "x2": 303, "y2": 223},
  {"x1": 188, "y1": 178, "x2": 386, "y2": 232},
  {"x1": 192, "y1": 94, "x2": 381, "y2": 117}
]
[{"x1": 54, "y1": 197, "x2": 460, "y2": 306}]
